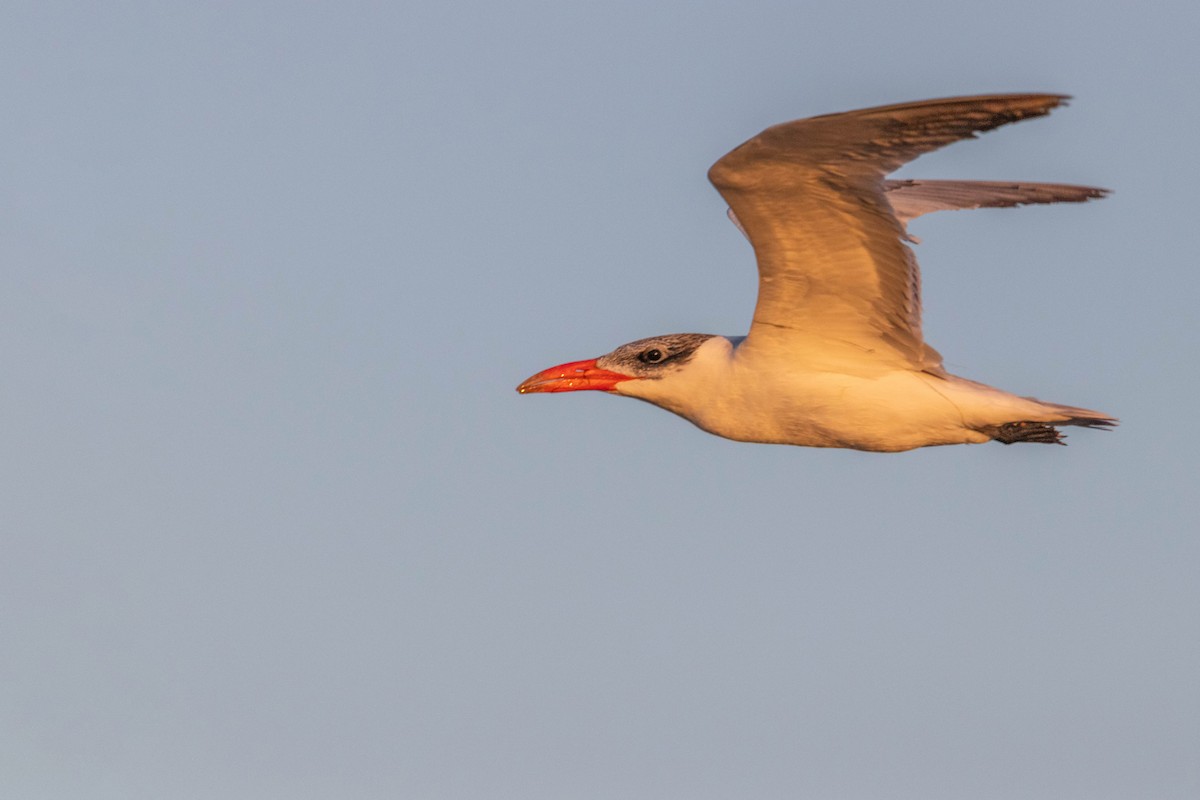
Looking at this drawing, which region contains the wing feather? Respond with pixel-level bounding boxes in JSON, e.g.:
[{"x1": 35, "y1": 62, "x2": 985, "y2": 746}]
[
  {"x1": 884, "y1": 179, "x2": 1108, "y2": 225},
  {"x1": 708, "y1": 94, "x2": 1072, "y2": 372}
]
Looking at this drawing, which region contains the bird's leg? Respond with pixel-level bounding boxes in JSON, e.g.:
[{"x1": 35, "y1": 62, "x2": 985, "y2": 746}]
[{"x1": 990, "y1": 421, "x2": 1066, "y2": 445}]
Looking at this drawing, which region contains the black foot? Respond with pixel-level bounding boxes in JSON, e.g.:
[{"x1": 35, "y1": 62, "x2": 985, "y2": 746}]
[{"x1": 992, "y1": 421, "x2": 1066, "y2": 446}]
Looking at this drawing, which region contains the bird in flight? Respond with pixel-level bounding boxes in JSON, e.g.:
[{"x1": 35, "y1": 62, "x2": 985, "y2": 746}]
[{"x1": 517, "y1": 94, "x2": 1116, "y2": 452}]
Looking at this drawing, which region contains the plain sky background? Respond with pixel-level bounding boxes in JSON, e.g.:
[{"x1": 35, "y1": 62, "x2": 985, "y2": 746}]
[{"x1": 1, "y1": 2, "x2": 1197, "y2": 798}]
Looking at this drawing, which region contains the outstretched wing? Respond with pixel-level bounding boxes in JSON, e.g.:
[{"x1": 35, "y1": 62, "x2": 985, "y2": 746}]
[
  {"x1": 708, "y1": 94, "x2": 1070, "y2": 373},
  {"x1": 728, "y1": 179, "x2": 1107, "y2": 242},
  {"x1": 883, "y1": 179, "x2": 1107, "y2": 228}
]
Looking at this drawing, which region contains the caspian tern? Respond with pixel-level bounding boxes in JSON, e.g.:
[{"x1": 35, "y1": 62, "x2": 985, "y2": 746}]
[{"x1": 518, "y1": 94, "x2": 1116, "y2": 451}]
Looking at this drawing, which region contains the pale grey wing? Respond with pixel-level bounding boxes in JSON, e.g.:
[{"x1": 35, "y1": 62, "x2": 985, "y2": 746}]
[
  {"x1": 728, "y1": 181, "x2": 1107, "y2": 240},
  {"x1": 708, "y1": 94, "x2": 1068, "y2": 372},
  {"x1": 884, "y1": 179, "x2": 1108, "y2": 225}
]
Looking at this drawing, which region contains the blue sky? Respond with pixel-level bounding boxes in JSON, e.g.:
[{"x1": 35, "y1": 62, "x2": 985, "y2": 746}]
[{"x1": 2, "y1": 2, "x2": 1197, "y2": 798}]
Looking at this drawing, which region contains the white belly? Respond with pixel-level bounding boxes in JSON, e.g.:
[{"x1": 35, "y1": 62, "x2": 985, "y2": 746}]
[{"x1": 687, "y1": 370, "x2": 986, "y2": 451}]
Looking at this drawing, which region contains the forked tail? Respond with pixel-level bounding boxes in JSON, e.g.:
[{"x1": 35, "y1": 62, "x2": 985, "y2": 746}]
[
  {"x1": 1036, "y1": 399, "x2": 1119, "y2": 430},
  {"x1": 989, "y1": 400, "x2": 1117, "y2": 445}
]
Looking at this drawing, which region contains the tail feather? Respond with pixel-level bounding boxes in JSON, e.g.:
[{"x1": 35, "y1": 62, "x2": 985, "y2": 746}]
[
  {"x1": 1031, "y1": 398, "x2": 1118, "y2": 430},
  {"x1": 985, "y1": 403, "x2": 1116, "y2": 446}
]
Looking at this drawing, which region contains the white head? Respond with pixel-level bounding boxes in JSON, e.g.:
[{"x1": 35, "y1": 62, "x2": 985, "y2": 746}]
[{"x1": 517, "y1": 333, "x2": 729, "y2": 418}]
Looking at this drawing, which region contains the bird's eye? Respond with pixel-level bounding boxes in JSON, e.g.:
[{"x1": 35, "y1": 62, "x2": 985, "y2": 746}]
[{"x1": 640, "y1": 348, "x2": 665, "y2": 364}]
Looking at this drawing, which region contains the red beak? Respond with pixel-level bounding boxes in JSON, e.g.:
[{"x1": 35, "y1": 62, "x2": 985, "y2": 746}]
[{"x1": 516, "y1": 358, "x2": 634, "y2": 394}]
